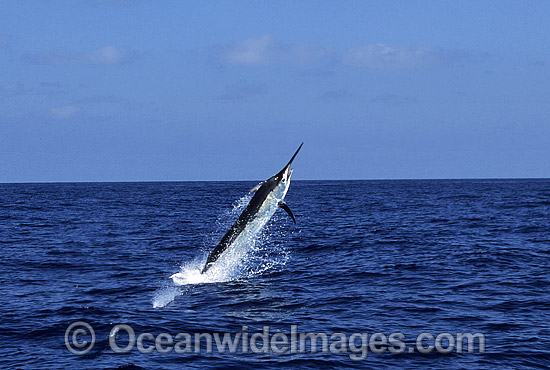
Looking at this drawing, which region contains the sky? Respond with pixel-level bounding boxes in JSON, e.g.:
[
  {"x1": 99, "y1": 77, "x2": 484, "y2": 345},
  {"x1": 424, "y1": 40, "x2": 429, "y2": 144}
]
[{"x1": 1, "y1": 1, "x2": 550, "y2": 182}]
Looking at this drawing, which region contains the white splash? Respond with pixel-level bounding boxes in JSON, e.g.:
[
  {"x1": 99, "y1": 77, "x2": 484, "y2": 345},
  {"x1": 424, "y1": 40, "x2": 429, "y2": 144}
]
[
  {"x1": 152, "y1": 285, "x2": 182, "y2": 309},
  {"x1": 152, "y1": 192, "x2": 291, "y2": 308}
]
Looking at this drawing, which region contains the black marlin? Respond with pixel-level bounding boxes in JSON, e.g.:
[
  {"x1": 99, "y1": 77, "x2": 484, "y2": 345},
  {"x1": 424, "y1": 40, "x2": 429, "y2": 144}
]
[{"x1": 201, "y1": 143, "x2": 303, "y2": 274}]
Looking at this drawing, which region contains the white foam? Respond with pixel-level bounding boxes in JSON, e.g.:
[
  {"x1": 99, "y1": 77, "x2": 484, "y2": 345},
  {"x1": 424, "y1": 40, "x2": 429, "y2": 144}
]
[
  {"x1": 153, "y1": 190, "x2": 292, "y2": 308},
  {"x1": 152, "y1": 284, "x2": 182, "y2": 308}
]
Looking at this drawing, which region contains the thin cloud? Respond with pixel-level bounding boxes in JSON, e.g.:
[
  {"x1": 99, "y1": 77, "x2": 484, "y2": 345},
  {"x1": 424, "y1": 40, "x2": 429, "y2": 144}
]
[
  {"x1": 0, "y1": 35, "x2": 8, "y2": 49},
  {"x1": 36, "y1": 81, "x2": 72, "y2": 96},
  {"x1": 21, "y1": 45, "x2": 137, "y2": 65},
  {"x1": 342, "y1": 43, "x2": 469, "y2": 69},
  {"x1": 0, "y1": 83, "x2": 30, "y2": 97},
  {"x1": 223, "y1": 37, "x2": 470, "y2": 70},
  {"x1": 219, "y1": 80, "x2": 267, "y2": 100},
  {"x1": 77, "y1": 94, "x2": 125, "y2": 104},
  {"x1": 88, "y1": 45, "x2": 130, "y2": 64},
  {"x1": 50, "y1": 105, "x2": 79, "y2": 119},
  {"x1": 21, "y1": 50, "x2": 75, "y2": 65},
  {"x1": 370, "y1": 93, "x2": 417, "y2": 105},
  {"x1": 224, "y1": 35, "x2": 331, "y2": 66},
  {"x1": 89, "y1": 45, "x2": 138, "y2": 64},
  {"x1": 297, "y1": 69, "x2": 336, "y2": 78},
  {"x1": 1, "y1": 81, "x2": 76, "y2": 97},
  {"x1": 84, "y1": 0, "x2": 142, "y2": 7},
  {"x1": 318, "y1": 89, "x2": 353, "y2": 101},
  {"x1": 40, "y1": 82, "x2": 62, "y2": 89}
]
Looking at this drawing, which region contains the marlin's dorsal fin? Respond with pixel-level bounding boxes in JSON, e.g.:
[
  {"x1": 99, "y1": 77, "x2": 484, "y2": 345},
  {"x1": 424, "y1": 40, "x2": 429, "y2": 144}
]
[
  {"x1": 249, "y1": 182, "x2": 263, "y2": 193},
  {"x1": 278, "y1": 201, "x2": 296, "y2": 224}
]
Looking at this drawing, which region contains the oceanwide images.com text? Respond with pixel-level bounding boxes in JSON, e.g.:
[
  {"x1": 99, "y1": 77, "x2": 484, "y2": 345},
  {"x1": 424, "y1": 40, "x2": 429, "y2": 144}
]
[{"x1": 65, "y1": 322, "x2": 486, "y2": 360}]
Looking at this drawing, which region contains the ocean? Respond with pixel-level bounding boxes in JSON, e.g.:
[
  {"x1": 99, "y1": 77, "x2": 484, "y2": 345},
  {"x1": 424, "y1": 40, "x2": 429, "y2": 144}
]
[{"x1": 1, "y1": 180, "x2": 549, "y2": 369}]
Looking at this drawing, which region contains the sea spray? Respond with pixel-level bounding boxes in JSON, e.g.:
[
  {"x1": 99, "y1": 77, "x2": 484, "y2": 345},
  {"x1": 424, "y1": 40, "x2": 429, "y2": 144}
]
[{"x1": 152, "y1": 194, "x2": 292, "y2": 308}]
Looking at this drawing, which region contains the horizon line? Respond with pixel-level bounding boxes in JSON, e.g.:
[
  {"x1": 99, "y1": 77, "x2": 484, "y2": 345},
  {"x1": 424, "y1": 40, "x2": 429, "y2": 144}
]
[{"x1": 1, "y1": 176, "x2": 549, "y2": 185}]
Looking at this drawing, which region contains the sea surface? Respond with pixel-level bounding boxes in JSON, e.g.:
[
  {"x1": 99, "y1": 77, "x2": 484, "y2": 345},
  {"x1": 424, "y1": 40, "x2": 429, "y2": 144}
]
[{"x1": 1, "y1": 180, "x2": 549, "y2": 369}]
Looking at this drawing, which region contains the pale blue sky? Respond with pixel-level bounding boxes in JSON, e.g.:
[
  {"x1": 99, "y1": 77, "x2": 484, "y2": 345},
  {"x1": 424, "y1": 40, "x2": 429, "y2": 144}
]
[{"x1": 1, "y1": 1, "x2": 549, "y2": 181}]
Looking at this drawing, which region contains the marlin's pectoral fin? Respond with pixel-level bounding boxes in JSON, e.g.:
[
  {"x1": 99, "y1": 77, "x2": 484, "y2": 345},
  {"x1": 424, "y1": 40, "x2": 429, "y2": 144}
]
[
  {"x1": 278, "y1": 201, "x2": 296, "y2": 224},
  {"x1": 249, "y1": 182, "x2": 263, "y2": 193}
]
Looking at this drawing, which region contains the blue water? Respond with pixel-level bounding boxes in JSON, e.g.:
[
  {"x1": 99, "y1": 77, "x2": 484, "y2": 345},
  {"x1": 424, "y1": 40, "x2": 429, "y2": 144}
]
[{"x1": 1, "y1": 180, "x2": 549, "y2": 369}]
